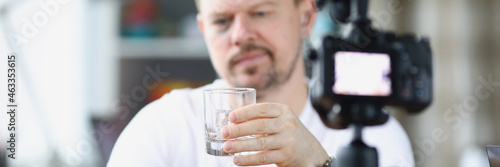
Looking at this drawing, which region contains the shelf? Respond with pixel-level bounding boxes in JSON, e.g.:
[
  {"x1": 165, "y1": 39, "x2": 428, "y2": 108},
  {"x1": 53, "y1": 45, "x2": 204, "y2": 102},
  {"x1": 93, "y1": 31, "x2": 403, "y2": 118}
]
[{"x1": 119, "y1": 38, "x2": 209, "y2": 58}]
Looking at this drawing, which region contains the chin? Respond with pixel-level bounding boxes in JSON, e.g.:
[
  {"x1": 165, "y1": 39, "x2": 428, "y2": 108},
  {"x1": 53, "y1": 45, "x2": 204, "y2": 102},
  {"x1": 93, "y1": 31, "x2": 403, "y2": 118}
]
[
  {"x1": 229, "y1": 64, "x2": 276, "y2": 90},
  {"x1": 237, "y1": 74, "x2": 274, "y2": 90}
]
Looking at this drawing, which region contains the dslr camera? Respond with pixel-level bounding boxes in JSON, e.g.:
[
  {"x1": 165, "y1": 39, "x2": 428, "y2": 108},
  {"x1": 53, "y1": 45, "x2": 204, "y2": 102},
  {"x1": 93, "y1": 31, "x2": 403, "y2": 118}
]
[{"x1": 308, "y1": 0, "x2": 433, "y2": 129}]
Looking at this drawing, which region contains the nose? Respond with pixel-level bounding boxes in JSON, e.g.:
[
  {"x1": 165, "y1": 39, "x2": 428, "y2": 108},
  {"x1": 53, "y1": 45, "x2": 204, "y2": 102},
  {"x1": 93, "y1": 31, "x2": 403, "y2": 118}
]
[{"x1": 230, "y1": 15, "x2": 256, "y2": 47}]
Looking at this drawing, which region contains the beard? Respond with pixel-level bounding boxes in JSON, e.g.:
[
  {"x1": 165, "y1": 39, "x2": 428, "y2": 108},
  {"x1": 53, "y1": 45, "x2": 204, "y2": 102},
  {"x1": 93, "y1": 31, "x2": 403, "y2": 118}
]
[{"x1": 227, "y1": 43, "x2": 301, "y2": 99}]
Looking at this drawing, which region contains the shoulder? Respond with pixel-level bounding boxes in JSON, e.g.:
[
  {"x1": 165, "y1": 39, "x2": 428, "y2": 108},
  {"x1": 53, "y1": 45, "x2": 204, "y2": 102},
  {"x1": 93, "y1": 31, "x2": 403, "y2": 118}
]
[
  {"x1": 108, "y1": 80, "x2": 225, "y2": 166},
  {"x1": 107, "y1": 88, "x2": 197, "y2": 166}
]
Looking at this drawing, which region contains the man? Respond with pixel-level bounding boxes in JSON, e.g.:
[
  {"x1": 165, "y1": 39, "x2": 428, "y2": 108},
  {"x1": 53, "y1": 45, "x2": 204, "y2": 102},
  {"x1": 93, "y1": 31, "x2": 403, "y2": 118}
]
[{"x1": 108, "y1": 0, "x2": 414, "y2": 166}]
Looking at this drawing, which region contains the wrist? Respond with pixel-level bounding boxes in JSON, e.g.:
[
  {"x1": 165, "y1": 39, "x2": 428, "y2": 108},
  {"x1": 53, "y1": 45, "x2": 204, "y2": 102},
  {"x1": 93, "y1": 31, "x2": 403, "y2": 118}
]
[
  {"x1": 309, "y1": 143, "x2": 330, "y2": 167},
  {"x1": 307, "y1": 151, "x2": 331, "y2": 167}
]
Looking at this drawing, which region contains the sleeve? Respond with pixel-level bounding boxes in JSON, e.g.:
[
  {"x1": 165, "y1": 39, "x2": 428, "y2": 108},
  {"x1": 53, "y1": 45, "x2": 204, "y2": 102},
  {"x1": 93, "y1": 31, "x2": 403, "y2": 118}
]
[
  {"x1": 363, "y1": 117, "x2": 415, "y2": 167},
  {"x1": 107, "y1": 94, "x2": 182, "y2": 167}
]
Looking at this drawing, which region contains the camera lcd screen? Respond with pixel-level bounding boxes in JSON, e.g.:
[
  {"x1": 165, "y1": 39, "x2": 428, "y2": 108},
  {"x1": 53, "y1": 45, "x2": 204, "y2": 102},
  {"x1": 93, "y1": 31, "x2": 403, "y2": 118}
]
[{"x1": 333, "y1": 51, "x2": 392, "y2": 96}]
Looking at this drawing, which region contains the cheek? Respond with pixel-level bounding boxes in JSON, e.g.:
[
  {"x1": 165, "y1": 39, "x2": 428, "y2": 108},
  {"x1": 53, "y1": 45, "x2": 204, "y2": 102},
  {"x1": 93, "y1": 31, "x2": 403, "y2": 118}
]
[
  {"x1": 262, "y1": 17, "x2": 301, "y2": 68},
  {"x1": 206, "y1": 33, "x2": 231, "y2": 75}
]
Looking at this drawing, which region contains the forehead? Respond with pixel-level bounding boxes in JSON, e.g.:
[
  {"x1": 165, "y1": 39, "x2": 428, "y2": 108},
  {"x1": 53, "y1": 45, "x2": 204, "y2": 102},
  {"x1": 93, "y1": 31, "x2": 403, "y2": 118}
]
[{"x1": 199, "y1": 0, "x2": 284, "y2": 14}]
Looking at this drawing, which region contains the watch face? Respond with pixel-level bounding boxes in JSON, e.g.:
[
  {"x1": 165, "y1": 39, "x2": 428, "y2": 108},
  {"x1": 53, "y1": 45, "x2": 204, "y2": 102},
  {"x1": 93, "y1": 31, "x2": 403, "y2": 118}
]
[{"x1": 323, "y1": 156, "x2": 336, "y2": 167}]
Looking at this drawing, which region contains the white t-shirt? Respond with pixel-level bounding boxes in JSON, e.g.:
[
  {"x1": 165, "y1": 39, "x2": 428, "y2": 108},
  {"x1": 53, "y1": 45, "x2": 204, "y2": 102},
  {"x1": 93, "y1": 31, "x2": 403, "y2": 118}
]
[{"x1": 108, "y1": 79, "x2": 415, "y2": 167}]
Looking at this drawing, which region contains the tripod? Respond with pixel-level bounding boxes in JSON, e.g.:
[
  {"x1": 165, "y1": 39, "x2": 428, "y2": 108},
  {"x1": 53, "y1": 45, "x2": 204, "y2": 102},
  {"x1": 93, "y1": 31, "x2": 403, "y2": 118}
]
[{"x1": 312, "y1": 1, "x2": 389, "y2": 165}]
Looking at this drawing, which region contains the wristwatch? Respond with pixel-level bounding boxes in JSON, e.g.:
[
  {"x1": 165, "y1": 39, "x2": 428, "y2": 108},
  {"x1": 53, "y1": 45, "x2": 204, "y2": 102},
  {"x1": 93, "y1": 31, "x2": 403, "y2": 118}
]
[{"x1": 323, "y1": 156, "x2": 336, "y2": 167}]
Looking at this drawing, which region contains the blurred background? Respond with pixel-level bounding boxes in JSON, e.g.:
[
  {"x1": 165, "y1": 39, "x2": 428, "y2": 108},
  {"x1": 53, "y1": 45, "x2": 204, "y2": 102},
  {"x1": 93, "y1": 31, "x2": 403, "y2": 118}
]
[{"x1": 0, "y1": 0, "x2": 498, "y2": 166}]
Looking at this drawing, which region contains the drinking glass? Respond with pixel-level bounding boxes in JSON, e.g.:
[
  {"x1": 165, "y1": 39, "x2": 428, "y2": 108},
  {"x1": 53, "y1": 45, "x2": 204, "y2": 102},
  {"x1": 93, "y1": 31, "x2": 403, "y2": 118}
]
[{"x1": 204, "y1": 88, "x2": 256, "y2": 156}]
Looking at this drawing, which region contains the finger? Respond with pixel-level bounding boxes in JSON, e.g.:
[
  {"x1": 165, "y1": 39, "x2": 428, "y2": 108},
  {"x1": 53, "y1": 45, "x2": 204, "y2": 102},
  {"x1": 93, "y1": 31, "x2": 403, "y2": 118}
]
[
  {"x1": 230, "y1": 103, "x2": 287, "y2": 123},
  {"x1": 223, "y1": 135, "x2": 282, "y2": 153},
  {"x1": 233, "y1": 150, "x2": 287, "y2": 166},
  {"x1": 222, "y1": 118, "x2": 283, "y2": 139}
]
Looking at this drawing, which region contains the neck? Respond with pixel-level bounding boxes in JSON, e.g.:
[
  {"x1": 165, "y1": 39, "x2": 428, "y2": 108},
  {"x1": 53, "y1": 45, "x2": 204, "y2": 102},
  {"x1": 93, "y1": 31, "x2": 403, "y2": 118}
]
[{"x1": 256, "y1": 61, "x2": 308, "y2": 116}]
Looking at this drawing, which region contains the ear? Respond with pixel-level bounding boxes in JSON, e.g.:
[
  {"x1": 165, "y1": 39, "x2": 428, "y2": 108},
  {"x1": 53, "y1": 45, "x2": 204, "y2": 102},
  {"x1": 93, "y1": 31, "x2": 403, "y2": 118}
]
[
  {"x1": 197, "y1": 13, "x2": 205, "y2": 35},
  {"x1": 299, "y1": 0, "x2": 318, "y2": 39}
]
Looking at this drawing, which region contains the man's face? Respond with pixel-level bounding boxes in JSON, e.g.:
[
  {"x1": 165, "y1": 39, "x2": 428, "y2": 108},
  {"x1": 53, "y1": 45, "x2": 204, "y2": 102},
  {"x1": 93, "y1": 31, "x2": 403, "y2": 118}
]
[{"x1": 198, "y1": 0, "x2": 308, "y2": 93}]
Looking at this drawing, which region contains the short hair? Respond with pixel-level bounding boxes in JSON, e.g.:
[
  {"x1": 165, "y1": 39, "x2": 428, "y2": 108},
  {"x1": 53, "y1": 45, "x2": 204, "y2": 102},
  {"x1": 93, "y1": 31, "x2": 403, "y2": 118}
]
[{"x1": 195, "y1": 0, "x2": 302, "y2": 12}]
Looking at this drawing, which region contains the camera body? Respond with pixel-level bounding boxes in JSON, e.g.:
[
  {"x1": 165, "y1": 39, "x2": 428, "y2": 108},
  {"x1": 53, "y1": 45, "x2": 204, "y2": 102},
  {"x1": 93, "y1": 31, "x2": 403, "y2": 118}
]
[{"x1": 308, "y1": 22, "x2": 433, "y2": 128}]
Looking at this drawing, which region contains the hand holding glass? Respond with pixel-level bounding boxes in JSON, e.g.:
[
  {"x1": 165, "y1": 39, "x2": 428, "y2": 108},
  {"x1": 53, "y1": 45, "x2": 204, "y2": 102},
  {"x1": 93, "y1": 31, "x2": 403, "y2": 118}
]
[{"x1": 204, "y1": 88, "x2": 256, "y2": 156}]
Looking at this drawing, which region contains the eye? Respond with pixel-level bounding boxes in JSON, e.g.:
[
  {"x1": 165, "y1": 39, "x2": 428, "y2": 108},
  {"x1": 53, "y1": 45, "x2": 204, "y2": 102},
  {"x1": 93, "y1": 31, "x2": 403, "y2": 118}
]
[
  {"x1": 254, "y1": 11, "x2": 268, "y2": 18},
  {"x1": 214, "y1": 18, "x2": 229, "y2": 25}
]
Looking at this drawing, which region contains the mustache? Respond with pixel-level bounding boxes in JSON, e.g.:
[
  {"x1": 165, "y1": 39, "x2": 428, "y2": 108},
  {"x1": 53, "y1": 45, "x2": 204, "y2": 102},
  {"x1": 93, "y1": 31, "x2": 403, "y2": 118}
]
[{"x1": 229, "y1": 44, "x2": 274, "y2": 67}]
